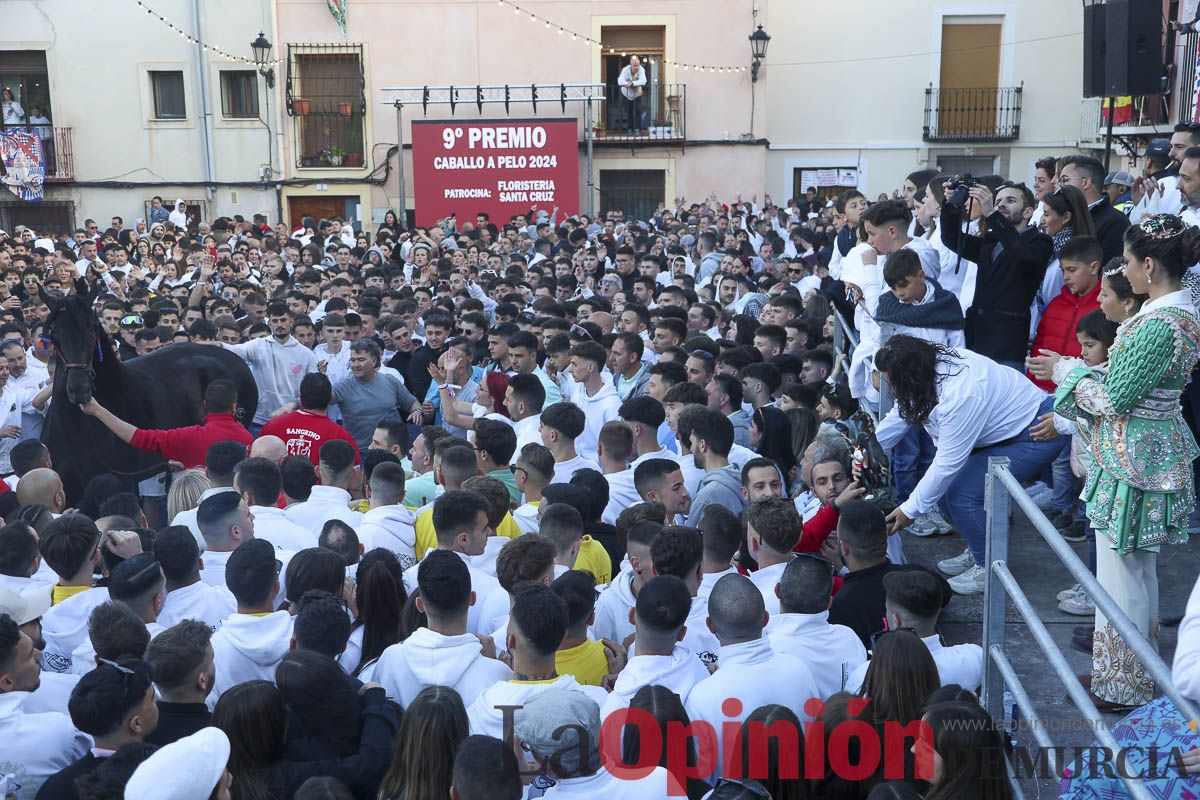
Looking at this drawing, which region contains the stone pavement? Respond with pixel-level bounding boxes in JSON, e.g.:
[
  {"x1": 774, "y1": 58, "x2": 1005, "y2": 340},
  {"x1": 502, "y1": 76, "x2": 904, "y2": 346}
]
[{"x1": 906, "y1": 505, "x2": 1200, "y2": 797}]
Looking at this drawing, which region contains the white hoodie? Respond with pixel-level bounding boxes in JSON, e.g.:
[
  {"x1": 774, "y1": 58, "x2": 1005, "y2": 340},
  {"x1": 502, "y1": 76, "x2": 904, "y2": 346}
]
[
  {"x1": 0, "y1": 691, "x2": 91, "y2": 800},
  {"x1": 592, "y1": 569, "x2": 637, "y2": 645},
  {"x1": 686, "y1": 638, "x2": 819, "y2": 779},
  {"x1": 249, "y1": 506, "x2": 316, "y2": 552},
  {"x1": 40, "y1": 587, "x2": 109, "y2": 674},
  {"x1": 356, "y1": 505, "x2": 418, "y2": 568},
  {"x1": 209, "y1": 610, "x2": 295, "y2": 706},
  {"x1": 467, "y1": 674, "x2": 608, "y2": 738},
  {"x1": 158, "y1": 581, "x2": 237, "y2": 631},
  {"x1": 375, "y1": 627, "x2": 512, "y2": 709},
  {"x1": 538, "y1": 765, "x2": 676, "y2": 799},
  {"x1": 600, "y1": 644, "x2": 710, "y2": 720},
  {"x1": 284, "y1": 485, "x2": 363, "y2": 535},
  {"x1": 402, "y1": 551, "x2": 501, "y2": 635},
  {"x1": 766, "y1": 611, "x2": 868, "y2": 700},
  {"x1": 224, "y1": 336, "x2": 318, "y2": 426},
  {"x1": 568, "y1": 381, "x2": 621, "y2": 461}
]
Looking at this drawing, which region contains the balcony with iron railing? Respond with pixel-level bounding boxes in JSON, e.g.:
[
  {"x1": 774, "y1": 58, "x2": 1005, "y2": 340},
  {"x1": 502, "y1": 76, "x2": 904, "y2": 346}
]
[
  {"x1": 923, "y1": 85, "x2": 1023, "y2": 142},
  {"x1": 286, "y1": 43, "x2": 368, "y2": 170},
  {"x1": 595, "y1": 83, "x2": 685, "y2": 142},
  {"x1": 0, "y1": 125, "x2": 73, "y2": 182}
]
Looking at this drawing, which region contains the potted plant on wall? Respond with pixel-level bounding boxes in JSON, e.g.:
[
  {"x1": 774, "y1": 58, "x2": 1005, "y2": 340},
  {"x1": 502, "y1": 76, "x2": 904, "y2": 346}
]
[
  {"x1": 292, "y1": 97, "x2": 311, "y2": 116},
  {"x1": 327, "y1": 146, "x2": 345, "y2": 167},
  {"x1": 338, "y1": 101, "x2": 353, "y2": 116}
]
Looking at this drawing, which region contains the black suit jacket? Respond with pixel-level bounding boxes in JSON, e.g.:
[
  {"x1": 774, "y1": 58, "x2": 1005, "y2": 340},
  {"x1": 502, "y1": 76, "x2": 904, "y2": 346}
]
[
  {"x1": 145, "y1": 701, "x2": 211, "y2": 747},
  {"x1": 1089, "y1": 195, "x2": 1132, "y2": 263}
]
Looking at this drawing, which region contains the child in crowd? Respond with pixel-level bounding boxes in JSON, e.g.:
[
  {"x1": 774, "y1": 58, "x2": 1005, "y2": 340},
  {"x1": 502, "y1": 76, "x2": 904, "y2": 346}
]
[
  {"x1": 1027, "y1": 236, "x2": 1103, "y2": 393},
  {"x1": 816, "y1": 382, "x2": 860, "y2": 439},
  {"x1": 1031, "y1": 308, "x2": 1119, "y2": 614}
]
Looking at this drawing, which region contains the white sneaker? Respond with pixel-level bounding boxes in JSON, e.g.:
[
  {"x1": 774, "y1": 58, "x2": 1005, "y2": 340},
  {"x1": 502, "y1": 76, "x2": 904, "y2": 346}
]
[
  {"x1": 905, "y1": 515, "x2": 939, "y2": 537},
  {"x1": 1059, "y1": 592, "x2": 1096, "y2": 616},
  {"x1": 938, "y1": 548, "x2": 976, "y2": 577},
  {"x1": 926, "y1": 509, "x2": 954, "y2": 534},
  {"x1": 948, "y1": 563, "x2": 987, "y2": 595},
  {"x1": 1056, "y1": 583, "x2": 1084, "y2": 602}
]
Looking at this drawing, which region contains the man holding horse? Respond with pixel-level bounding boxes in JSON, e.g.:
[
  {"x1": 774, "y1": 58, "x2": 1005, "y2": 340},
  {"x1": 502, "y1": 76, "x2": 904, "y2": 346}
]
[{"x1": 77, "y1": 379, "x2": 253, "y2": 470}]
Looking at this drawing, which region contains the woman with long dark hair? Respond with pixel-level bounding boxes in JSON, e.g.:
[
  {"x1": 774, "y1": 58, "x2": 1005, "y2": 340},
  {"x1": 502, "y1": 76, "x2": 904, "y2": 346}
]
[
  {"x1": 342, "y1": 548, "x2": 408, "y2": 679},
  {"x1": 916, "y1": 701, "x2": 1013, "y2": 800},
  {"x1": 1036, "y1": 184, "x2": 1097, "y2": 327},
  {"x1": 730, "y1": 704, "x2": 808, "y2": 800},
  {"x1": 621, "y1": 685, "x2": 710, "y2": 800},
  {"x1": 376, "y1": 686, "x2": 468, "y2": 800},
  {"x1": 214, "y1": 678, "x2": 398, "y2": 800},
  {"x1": 276, "y1": 650, "x2": 366, "y2": 760},
  {"x1": 1030, "y1": 215, "x2": 1200, "y2": 710},
  {"x1": 750, "y1": 406, "x2": 796, "y2": 491},
  {"x1": 857, "y1": 629, "x2": 940, "y2": 726},
  {"x1": 873, "y1": 335, "x2": 1065, "y2": 595}
]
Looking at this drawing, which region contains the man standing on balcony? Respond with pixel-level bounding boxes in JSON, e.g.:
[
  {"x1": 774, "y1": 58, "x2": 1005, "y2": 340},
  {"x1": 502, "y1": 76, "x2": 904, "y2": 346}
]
[{"x1": 618, "y1": 55, "x2": 647, "y2": 134}]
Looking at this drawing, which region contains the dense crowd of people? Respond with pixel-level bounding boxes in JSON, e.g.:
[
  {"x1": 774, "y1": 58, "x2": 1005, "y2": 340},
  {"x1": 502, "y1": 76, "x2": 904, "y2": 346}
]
[{"x1": 4, "y1": 119, "x2": 1200, "y2": 800}]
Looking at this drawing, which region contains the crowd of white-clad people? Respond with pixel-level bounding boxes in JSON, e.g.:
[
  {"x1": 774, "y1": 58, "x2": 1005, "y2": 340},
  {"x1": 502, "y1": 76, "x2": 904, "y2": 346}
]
[{"x1": 6, "y1": 129, "x2": 1200, "y2": 800}]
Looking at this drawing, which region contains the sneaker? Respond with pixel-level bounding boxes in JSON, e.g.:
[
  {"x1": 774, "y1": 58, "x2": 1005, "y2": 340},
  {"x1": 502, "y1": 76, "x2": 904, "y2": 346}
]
[
  {"x1": 926, "y1": 509, "x2": 954, "y2": 534},
  {"x1": 949, "y1": 563, "x2": 987, "y2": 595},
  {"x1": 1060, "y1": 521, "x2": 1087, "y2": 543},
  {"x1": 1059, "y1": 592, "x2": 1096, "y2": 616},
  {"x1": 1056, "y1": 583, "x2": 1084, "y2": 602},
  {"x1": 938, "y1": 548, "x2": 976, "y2": 577},
  {"x1": 1047, "y1": 509, "x2": 1074, "y2": 530},
  {"x1": 905, "y1": 515, "x2": 939, "y2": 537}
]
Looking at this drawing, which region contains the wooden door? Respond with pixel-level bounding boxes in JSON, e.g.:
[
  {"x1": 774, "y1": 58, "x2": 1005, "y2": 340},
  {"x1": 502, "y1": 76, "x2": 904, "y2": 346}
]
[
  {"x1": 289, "y1": 196, "x2": 348, "y2": 230},
  {"x1": 939, "y1": 22, "x2": 1001, "y2": 137}
]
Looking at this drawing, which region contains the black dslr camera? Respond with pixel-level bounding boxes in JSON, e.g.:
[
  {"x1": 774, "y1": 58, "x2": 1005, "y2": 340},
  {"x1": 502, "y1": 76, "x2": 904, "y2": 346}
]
[{"x1": 945, "y1": 173, "x2": 978, "y2": 210}]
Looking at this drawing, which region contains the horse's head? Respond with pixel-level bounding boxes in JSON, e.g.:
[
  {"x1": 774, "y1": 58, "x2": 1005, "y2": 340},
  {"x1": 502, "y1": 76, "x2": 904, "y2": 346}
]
[{"x1": 42, "y1": 279, "x2": 101, "y2": 405}]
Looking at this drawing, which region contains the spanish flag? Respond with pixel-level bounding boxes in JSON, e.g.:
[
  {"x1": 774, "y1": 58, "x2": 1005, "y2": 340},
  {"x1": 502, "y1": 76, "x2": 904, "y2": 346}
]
[{"x1": 1102, "y1": 96, "x2": 1133, "y2": 125}]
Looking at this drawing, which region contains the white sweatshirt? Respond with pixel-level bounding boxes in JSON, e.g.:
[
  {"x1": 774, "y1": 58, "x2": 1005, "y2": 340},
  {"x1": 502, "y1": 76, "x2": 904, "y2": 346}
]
[
  {"x1": 592, "y1": 568, "x2": 638, "y2": 645},
  {"x1": 766, "y1": 611, "x2": 868, "y2": 700},
  {"x1": 40, "y1": 587, "x2": 109, "y2": 674},
  {"x1": 283, "y1": 485, "x2": 363, "y2": 536},
  {"x1": 209, "y1": 610, "x2": 295, "y2": 705},
  {"x1": 356, "y1": 505, "x2": 418, "y2": 568},
  {"x1": 466, "y1": 674, "x2": 608, "y2": 739},
  {"x1": 374, "y1": 627, "x2": 512, "y2": 709},
  {"x1": 158, "y1": 581, "x2": 237, "y2": 631},
  {"x1": 600, "y1": 644, "x2": 710, "y2": 720}
]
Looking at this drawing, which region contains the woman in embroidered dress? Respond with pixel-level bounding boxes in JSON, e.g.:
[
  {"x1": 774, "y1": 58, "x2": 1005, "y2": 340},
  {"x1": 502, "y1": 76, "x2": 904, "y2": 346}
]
[{"x1": 1029, "y1": 214, "x2": 1200, "y2": 711}]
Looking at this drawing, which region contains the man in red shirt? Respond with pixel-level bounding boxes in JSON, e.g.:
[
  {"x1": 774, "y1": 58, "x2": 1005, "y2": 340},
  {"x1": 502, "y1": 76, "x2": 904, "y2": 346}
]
[
  {"x1": 78, "y1": 379, "x2": 253, "y2": 469},
  {"x1": 259, "y1": 373, "x2": 359, "y2": 466}
]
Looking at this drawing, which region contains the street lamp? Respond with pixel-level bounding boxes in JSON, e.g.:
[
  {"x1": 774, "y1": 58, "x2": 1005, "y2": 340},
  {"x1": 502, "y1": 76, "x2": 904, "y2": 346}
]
[
  {"x1": 749, "y1": 24, "x2": 770, "y2": 82},
  {"x1": 251, "y1": 31, "x2": 275, "y2": 87}
]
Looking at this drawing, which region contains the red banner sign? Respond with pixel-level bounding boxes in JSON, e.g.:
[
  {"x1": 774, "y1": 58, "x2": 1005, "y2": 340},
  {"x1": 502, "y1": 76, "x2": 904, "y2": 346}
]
[{"x1": 410, "y1": 118, "x2": 579, "y2": 226}]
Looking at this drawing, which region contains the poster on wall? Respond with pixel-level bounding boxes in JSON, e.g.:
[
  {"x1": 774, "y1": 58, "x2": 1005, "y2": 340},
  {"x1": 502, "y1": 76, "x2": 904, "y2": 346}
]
[
  {"x1": 410, "y1": 118, "x2": 579, "y2": 226},
  {"x1": 0, "y1": 130, "x2": 45, "y2": 202},
  {"x1": 800, "y1": 168, "x2": 859, "y2": 189}
]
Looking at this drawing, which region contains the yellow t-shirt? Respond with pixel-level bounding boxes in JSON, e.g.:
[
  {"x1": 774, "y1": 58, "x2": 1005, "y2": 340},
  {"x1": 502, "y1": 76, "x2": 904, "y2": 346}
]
[
  {"x1": 573, "y1": 535, "x2": 613, "y2": 587},
  {"x1": 51, "y1": 584, "x2": 90, "y2": 606},
  {"x1": 415, "y1": 508, "x2": 522, "y2": 561},
  {"x1": 556, "y1": 638, "x2": 609, "y2": 686}
]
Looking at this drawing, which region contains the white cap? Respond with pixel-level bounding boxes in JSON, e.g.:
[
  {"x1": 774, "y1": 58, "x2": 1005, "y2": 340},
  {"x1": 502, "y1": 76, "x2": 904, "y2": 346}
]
[
  {"x1": 0, "y1": 586, "x2": 51, "y2": 626},
  {"x1": 124, "y1": 728, "x2": 230, "y2": 799}
]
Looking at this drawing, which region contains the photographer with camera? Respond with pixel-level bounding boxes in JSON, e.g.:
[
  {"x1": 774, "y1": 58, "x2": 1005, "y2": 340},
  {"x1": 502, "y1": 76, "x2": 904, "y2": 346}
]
[{"x1": 940, "y1": 177, "x2": 1053, "y2": 370}]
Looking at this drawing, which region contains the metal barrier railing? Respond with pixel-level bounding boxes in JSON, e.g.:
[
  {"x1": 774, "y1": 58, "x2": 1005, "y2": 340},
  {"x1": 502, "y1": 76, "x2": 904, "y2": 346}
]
[{"x1": 983, "y1": 457, "x2": 1200, "y2": 800}]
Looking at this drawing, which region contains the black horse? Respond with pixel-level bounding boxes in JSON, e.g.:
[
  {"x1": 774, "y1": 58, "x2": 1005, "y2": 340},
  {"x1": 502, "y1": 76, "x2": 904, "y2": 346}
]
[{"x1": 41, "y1": 280, "x2": 258, "y2": 503}]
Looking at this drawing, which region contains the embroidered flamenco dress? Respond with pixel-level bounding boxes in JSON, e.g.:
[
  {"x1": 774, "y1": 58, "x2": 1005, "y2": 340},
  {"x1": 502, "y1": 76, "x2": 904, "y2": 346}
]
[{"x1": 1052, "y1": 292, "x2": 1200, "y2": 707}]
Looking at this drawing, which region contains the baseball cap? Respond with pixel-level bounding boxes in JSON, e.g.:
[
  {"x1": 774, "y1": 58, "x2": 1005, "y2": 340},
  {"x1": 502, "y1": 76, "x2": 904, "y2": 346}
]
[
  {"x1": 513, "y1": 689, "x2": 601, "y2": 775},
  {"x1": 1144, "y1": 138, "x2": 1171, "y2": 159},
  {"x1": 0, "y1": 586, "x2": 52, "y2": 626},
  {"x1": 124, "y1": 727, "x2": 230, "y2": 799},
  {"x1": 1104, "y1": 170, "x2": 1134, "y2": 188}
]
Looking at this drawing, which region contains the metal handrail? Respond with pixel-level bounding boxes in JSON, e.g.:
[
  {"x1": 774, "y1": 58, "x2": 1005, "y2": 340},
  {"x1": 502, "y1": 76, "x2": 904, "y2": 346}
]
[{"x1": 983, "y1": 457, "x2": 1199, "y2": 800}]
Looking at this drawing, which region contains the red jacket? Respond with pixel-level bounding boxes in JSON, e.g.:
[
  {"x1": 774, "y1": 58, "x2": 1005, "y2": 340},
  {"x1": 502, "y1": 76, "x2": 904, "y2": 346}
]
[
  {"x1": 259, "y1": 409, "x2": 360, "y2": 466},
  {"x1": 1027, "y1": 282, "x2": 1102, "y2": 392},
  {"x1": 129, "y1": 412, "x2": 253, "y2": 469}
]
